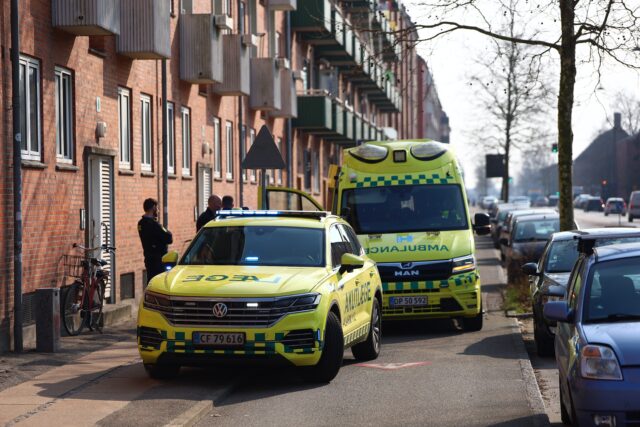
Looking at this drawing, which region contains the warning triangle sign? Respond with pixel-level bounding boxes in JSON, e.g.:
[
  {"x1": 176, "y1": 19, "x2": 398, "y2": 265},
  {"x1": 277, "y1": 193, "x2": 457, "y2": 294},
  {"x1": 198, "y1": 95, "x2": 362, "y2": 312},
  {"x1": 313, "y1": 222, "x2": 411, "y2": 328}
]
[{"x1": 242, "y1": 125, "x2": 286, "y2": 170}]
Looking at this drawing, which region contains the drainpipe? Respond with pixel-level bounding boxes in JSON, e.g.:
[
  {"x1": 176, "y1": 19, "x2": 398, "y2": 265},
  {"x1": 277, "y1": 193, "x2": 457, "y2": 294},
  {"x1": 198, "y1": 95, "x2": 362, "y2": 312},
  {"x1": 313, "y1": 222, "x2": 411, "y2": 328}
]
[
  {"x1": 162, "y1": 60, "x2": 168, "y2": 228},
  {"x1": 11, "y1": 0, "x2": 23, "y2": 352},
  {"x1": 238, "y1": 0, "x2": 244, "y2": 207},
  {"x1": 285, "y1": 11, "x2": 293, "y2": 188}
]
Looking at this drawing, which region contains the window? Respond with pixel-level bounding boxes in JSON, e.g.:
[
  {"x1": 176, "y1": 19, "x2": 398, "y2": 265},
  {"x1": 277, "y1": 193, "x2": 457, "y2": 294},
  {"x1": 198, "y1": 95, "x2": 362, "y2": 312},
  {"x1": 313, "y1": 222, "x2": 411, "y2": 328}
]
[
  {"x1": 241, "y1": 125, "x2": 247, "y2": 182},
  {"x1": 167, "y1": 102, "x2": 175, "y2": 174},
  {"x1": 330, "y1": 225, "x2": 350, "y2": 268},
  {"x1": 276, "y1": 137, "x2": 283, "y2": 185},
  {"x1": 140, "y1": 95, "x2": 152, "y2": 171},
  {"x1": 238, "y1": 1, "x2": 246, "y2": 33},
  {"x1": 181, "y1": 107, "x2": 191, "y2": 176},
  {"x1": 118, "y1": 87, "x2": 131, "y2": 168},
  {"x1": 55, "y1": 67, "x2": 74, "y2": 163},
  {"x1": 312, "y1": 149, "x2": 320, "y2": 193},
  {"x1": 225, "y1": 121, "x2": 234, "y2": 180},
  {"x1": 249, "y1": 128, "x2": 256, "y2": 183},
  {"x1": 303, "y1": 149, "x2": 311, "y2": 191},
  {"x1": 19, "y1": 56, "x2": 41, "y2": 161},
  {"x1": 213, "y1": 117, "x2": 222, "y2": 178}
]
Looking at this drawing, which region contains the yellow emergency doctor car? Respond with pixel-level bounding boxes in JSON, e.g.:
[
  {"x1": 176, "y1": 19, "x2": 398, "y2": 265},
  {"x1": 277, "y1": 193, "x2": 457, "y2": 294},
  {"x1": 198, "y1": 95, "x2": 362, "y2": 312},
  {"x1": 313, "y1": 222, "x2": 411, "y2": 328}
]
[{"x1": 137, "y1": 210, "x2": 382, "y2": 382}]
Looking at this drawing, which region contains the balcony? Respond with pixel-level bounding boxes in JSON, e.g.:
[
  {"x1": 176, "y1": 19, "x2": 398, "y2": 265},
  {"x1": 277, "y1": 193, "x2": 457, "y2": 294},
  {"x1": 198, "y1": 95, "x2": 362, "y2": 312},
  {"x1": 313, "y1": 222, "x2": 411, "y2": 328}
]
[
  {"x1": 271, "y1": 65, "x2": 298, "y2": 119},
  {"x1": 292, "y1": 91, "x2": 333, "y2": 132},
  {"x1": 340, "y1": 0, "x2": 373, "y2": 13},
  {"x1": 268, "y1": 0, "x2": 297, "y2": 11},
  {"x1": 212, "y1": 35, "x2": 252, "y2": 96},
  {"x1": 117, "y1": 0, "x2": 170, "y2": 59},
  {"x1": 250, "y1": 58, "x2": 282, "y2": 111},
  {"x1": 291, "y1": 0, "x2": 331, "y2": 34},
  {"x1": 52, "y1": 0, "x2": 119, "y2": 36},
  {"x1": 180, "y1": 14, "x2": 223, "y2": 84}
]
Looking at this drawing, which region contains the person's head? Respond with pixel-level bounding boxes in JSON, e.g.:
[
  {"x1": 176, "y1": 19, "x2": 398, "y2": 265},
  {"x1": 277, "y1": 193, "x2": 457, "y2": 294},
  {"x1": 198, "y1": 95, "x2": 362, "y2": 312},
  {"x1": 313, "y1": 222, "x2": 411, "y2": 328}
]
[
  {"x1": 143, "y1": 198, "x2": 158, "y2": 217},
  {"x1": 208, "y1": 195, "x2": 222, "y2": 212},
  {"x1": 222, "y1": 195, "x2": 234, "y2": 209}
]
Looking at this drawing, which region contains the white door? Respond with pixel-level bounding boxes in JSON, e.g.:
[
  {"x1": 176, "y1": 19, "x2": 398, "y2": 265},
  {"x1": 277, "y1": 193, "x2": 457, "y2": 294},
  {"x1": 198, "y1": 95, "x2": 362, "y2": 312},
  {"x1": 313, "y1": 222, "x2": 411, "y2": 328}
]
[
  {"x1": 198, "y1": 166, "x2": 212, "y2": 214},
  {"x1": 88, "y1": 156, "x2": 115, "y2": 302}
]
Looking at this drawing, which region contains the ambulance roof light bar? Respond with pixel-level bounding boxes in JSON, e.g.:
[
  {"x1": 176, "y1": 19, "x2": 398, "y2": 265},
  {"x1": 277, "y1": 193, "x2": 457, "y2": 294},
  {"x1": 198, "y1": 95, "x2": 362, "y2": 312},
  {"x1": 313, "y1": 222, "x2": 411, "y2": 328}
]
[{"x1": 216, "y1": 210, "x2": 330, "y2": 220}]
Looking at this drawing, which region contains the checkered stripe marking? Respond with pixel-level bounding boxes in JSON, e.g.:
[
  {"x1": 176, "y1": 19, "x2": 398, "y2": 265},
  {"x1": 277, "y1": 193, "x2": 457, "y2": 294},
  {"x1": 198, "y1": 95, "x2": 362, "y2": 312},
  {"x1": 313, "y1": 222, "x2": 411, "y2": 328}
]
[
  {"x1": 344, "y1": 323, "x2": 370, "y2": 346},
  {"x1": 382, "y1": 272, "x2": 477, "y2": 292},
  {"x1": 144, "y1": 330, "x2": 322, "y2": 355},
  {"x1": 355, "y1": 173, "x2": 453, "y2": 188}
]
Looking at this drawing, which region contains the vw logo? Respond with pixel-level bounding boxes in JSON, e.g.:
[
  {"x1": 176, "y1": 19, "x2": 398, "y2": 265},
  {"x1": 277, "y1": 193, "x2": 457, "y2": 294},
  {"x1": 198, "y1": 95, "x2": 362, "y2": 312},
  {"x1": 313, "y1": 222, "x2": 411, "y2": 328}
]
[{"x1": 212, "y1": 303, "x2": 228, "y2": 318}]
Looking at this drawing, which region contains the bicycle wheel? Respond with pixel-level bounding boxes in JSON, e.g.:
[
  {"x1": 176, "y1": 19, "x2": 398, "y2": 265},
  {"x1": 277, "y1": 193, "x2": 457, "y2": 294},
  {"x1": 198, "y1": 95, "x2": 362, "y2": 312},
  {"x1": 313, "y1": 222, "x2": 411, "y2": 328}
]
[
  {"x1": 88, "y1": 278, "x2": 106, "y2": 333},
  {"x1": 63, "y1": 281, "x2": 87, "y2": 336}
]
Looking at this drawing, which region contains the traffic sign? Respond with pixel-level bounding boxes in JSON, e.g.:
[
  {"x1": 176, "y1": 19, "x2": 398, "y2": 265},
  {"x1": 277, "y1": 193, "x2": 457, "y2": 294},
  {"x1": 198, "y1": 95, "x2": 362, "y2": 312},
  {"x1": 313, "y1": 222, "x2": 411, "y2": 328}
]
[{"x1": 241, "y1": 125, "x2": 286, "y2": 170}]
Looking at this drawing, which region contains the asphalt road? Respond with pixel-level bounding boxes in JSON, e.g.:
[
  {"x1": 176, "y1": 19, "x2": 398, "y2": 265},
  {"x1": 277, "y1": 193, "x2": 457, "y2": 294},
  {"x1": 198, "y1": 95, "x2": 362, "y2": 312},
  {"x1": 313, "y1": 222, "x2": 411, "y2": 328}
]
[{"x1": 189, "y1": 238, "x2": 545, "y2": 427}]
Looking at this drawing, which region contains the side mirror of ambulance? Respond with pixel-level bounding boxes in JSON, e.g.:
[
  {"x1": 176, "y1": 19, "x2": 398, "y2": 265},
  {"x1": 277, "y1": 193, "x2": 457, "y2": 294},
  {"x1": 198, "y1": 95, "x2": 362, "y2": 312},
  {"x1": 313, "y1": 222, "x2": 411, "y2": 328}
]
[
  {"x1": 162, "y1": 251, "x2": 179, "y2": 270},
  {"x1": 473, "y1": 213, "x2": 491, "y2": 236},
  {"x1": 339, "y1": 253, "x2": 365, "y2": 275}
]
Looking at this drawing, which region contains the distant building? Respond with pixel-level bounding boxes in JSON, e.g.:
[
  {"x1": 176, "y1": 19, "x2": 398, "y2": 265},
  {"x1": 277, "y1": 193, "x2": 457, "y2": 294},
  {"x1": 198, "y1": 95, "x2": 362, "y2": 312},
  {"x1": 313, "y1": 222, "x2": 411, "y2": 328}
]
[
  {"x1": 416, "y1": 57, "x2": 451, "y2": 143},
  {"x1": 573, "y1": 113, "x2": 632, "y2": 199}
]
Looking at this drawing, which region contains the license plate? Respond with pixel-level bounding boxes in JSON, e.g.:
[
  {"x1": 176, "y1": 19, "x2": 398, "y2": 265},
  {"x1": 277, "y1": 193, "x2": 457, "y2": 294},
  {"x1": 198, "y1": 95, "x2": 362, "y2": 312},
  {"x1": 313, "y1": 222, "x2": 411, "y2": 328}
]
[
  {"x1": 192, "y1": 332, "x2": 245, "y2": 347},
  {"x1": 389, "y1": 296, "x2": 427, "y2": 307}
]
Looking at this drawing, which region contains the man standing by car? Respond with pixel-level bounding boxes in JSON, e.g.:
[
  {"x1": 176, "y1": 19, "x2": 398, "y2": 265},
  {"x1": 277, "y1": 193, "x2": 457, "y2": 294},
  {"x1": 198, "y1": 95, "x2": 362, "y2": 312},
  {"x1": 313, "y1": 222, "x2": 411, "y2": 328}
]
[
  {"x1": 138, "y1": 198, "x2": 173, "y2": 283},
  {"x1": 196, "y1": 194, "x2": 222, "y2": 231},
  {"x1": 222, "y1": 195, "x2": 234, "y2": 210}
]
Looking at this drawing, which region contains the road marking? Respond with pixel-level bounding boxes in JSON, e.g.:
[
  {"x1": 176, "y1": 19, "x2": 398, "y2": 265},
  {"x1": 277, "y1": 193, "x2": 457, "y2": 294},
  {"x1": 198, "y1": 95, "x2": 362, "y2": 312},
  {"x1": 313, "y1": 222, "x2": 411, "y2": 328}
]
[{"x1": 353, "y1": 362, "x2": 431, "y2": 370}]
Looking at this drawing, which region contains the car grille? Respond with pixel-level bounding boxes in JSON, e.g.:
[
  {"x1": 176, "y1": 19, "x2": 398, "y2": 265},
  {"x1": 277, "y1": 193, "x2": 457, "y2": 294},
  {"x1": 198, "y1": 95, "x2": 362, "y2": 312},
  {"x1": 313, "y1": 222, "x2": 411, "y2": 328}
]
[
  {"x1": 279, "y1": 329, "x2": 316, "y2": 350},
  {"x1": 138, "y1": 326, "x2": 163, "y2": 349},
  {"x1": 144, "y1": 298, "x2": 317, "y2": 328},
  {"x1": 627, "y1": 412, "x2": 640, "y2": 426},
  {"x1": 377, "y1": 260, "x2": 453, "y2": 282}
]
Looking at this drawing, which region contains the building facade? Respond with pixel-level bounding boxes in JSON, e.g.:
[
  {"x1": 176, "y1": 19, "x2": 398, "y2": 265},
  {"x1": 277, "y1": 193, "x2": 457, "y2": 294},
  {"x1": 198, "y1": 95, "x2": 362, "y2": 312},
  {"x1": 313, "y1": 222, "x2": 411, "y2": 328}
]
[{"x1": 0, "y1": 0, "x2": 449, "y2": 351}]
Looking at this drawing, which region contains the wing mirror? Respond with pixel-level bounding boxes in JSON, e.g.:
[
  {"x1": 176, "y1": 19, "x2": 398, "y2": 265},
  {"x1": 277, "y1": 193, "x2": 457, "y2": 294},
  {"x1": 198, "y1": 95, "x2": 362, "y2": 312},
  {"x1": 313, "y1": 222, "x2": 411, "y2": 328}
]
[
  {"x1": 339, "y1": 253, "x2": 365, "y2": 275},
  {"x1": 521, "y1": 262, "x2": 539, "y2": 276},
  {"x1": 473, "y1": 213, "x2": 491, "y2": 236},
  {"x1": 543, "y1": 285, "x2": 566, "y2": 298},
  {"x1": 543, "y1": 301, "x2": 573, "y2": 323},
  {"x1": 162, "y1": 251, "x2": 179, "y2": 270}
]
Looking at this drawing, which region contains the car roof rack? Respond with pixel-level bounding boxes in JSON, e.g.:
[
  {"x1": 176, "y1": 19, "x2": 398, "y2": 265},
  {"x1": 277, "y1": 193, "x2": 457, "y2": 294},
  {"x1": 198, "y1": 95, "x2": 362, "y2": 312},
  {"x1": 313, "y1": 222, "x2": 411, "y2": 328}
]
[
  {"x1": 216, "y1": 210, "x2": 331, "y2": 220},
  {"x1": 575, "y1": 231, "x2": 640, "y2": 255}
]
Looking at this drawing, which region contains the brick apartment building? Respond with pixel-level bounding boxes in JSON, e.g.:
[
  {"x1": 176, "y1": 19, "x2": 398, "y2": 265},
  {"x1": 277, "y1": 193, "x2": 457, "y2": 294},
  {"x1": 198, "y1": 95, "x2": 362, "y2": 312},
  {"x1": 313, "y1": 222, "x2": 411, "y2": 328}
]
[{"x1": 0, "y1": 0, "x2": 449, "y2": 351}]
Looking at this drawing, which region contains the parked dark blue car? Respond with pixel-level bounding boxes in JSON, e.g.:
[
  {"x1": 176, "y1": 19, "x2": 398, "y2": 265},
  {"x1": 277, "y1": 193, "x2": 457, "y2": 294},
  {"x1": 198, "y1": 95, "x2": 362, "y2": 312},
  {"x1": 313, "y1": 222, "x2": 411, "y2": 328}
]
[{"x1": 544, "y1": 240, "x2": 640, "y2": 427}]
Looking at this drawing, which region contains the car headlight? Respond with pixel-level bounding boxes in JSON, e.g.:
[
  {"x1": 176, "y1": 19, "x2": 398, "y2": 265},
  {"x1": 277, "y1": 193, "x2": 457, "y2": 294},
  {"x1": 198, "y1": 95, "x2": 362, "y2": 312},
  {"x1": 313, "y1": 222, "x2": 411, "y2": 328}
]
[
  {"x1": 452, "y1": 255, "x2": 476, "y2": 274},
  {"x1": 273, "y1": 293, "x2": 321, "y2": 312},
  {"x1": 144, "y1": 291, "x2": 171, "y2": 309},
  {"x1": 580, "y1": 345, "x2": 623, "y2": 380}
]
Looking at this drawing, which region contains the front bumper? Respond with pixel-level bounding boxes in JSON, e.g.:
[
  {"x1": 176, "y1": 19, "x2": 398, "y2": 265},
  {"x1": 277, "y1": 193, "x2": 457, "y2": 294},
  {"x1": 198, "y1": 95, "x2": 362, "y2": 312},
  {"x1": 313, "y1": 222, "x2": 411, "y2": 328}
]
[
  {"x1": 137, "y1": 306, "x2": 324, "y2": 367},
  {"x1": 381, "y1": 271, "x2": 480, "y2": 319},
  {"x1": 571, "y1": 368, "x2": 640, "y2": 426}
]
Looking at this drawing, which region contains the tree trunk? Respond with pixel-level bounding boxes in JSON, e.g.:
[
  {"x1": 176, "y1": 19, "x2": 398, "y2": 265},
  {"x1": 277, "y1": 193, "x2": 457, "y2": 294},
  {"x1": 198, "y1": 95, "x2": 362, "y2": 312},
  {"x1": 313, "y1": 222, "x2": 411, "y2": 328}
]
[
  {"x1": 502, "y1": 139, "x2": 510, "y2": 202},
  {"x1": 557, "y1": 1, "x2": 576, "y2": 231}
]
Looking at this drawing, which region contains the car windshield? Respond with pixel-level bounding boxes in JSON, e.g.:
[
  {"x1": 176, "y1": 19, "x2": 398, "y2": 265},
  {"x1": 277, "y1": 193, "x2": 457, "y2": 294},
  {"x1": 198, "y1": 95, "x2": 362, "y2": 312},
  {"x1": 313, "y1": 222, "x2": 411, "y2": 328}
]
[
  {"x1": 546, "y1": 240, "x2": 579, "y2": 273},
  {"x1": 584, "y1": 257, "x2": 640, "y2": 323},
  {"x1": 513, "y1": 219, "x2": 559, "y2": 242},
  {"x1": 341, "y1": 184, "x2": 468, "y2": 234},
  {"x1": 181, "y1": 226, "x2": 325, "y2": 267}
]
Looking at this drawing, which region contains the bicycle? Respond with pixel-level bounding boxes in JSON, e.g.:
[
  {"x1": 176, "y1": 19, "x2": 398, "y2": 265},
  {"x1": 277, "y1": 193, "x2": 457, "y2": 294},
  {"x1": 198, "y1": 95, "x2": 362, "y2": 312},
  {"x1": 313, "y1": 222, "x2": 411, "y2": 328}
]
[{"x1": 61, "y1": 243, "x2": 116, "y2": 336}]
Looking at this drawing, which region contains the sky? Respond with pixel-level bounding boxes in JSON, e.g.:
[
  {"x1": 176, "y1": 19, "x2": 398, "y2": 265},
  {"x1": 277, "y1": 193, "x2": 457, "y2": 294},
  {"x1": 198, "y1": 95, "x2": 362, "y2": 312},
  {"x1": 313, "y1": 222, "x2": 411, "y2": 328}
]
[{"x1": 402, "y1": 0, "x2": 640, "y2": 188}]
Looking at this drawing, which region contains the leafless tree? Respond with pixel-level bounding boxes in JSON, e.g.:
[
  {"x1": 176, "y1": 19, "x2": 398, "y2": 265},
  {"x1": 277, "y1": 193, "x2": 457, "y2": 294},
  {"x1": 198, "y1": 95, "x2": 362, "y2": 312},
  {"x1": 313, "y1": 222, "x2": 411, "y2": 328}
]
[
  {"x1": 398, "y1": 0, "x2": 640, "y2": 230},
  {"x1": 468, "y1": 2, "x2": 555, "y2": 202},
  {"x1": 611, "y1": 91, "x2": 640, "y2": 135}
]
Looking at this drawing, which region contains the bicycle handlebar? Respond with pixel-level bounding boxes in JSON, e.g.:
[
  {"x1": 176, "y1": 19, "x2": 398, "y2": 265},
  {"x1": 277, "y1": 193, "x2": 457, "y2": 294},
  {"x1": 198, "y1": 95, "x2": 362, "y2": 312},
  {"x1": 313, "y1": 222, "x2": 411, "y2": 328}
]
[{"x1": 73, "y1": 243, "x2": 116, "y2": 252}]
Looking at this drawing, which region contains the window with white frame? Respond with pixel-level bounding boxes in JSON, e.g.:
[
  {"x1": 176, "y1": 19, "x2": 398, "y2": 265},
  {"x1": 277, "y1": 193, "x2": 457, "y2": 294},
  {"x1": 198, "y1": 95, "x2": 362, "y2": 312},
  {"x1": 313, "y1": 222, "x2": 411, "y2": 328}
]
[
  {"x1": 241, "y1": 125, "x2": 247, "y2": 182},
  {"x1": 118, "y1": 87, "x2": 131, "y2": 168},
  {"x1": 19, "y1": 56, "x2": 42, "y2": 161},
  {"x1": 167, "y1": 102, "x2": 175, "y2": 174},
  {"x1": 312, "y1": 149, "x2": 320, "y2": 193},
  {"x1": 276, "y1": 137, "x2": 283, "y2": 185},
  {"x1": 181, "y1": 107, "x2": 191, "y2": 176},
  {"x1": 225, "y1": 121, "x2": 234, "y2": 180},
  {"x1": 249, "y1": 128, "x2": 256, "y2": 183},
  {"x1": 55, "y1": 67, "x2": 73, "y2": 163},
  {"x1": 213, "y1": 117, "x2": 222, "y2": 178},
  {"x1": 140, "y1": 95, "x2": 152, "y2": 171}
]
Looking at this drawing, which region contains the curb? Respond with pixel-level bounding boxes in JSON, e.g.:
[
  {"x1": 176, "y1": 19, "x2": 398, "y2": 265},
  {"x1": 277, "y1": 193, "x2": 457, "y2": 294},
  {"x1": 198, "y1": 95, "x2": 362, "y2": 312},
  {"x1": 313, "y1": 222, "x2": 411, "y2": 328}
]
[
  {"x1": 506, "y1": 310, "x2": 533, "y2": 319},
  {"x1": 509, "y1": 317, "x2": 549, "y2": 427}
]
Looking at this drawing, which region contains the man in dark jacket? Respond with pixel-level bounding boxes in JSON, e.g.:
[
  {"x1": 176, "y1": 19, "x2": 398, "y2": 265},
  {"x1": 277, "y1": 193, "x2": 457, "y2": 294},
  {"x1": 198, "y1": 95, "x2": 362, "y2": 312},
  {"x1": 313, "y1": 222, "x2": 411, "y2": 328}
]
[
  {"x1": 138, "y1": 198, "x2": 173, "y2": 283},
  {"x1": 196, "y1": 194, "x2": 222, "y2": 231}
]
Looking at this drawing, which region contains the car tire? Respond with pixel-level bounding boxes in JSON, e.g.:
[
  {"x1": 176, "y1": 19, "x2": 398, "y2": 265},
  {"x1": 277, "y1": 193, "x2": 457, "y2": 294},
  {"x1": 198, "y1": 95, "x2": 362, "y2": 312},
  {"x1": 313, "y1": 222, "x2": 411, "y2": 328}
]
[
  {"x1": 352, "y1": 298, "x2": 381, "y2": 361},
  {"x1": 144, "y1": 363, "x2": 181, "y2": 380},
  {"x1": 604, "y1": 212, "x2": 609, "y2": 216},
  {"x1": 629, "y1": 215, "x2": 634, "y2": 223},
  {"x1": 462, "y1": 301, "x2": 483, "y2": 332},
  {"x1": 304, "y1": 311, "x2": 344, "y2": 383},
  {"x1": 533, "y1": 316, "x2": 554, "y2": 357}
]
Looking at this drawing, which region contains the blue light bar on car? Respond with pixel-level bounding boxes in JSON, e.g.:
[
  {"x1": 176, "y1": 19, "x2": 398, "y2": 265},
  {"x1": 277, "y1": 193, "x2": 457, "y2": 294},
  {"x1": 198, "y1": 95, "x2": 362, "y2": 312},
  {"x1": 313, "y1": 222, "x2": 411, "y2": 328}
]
[{"x1": 216, "y1": 210, "x2": 330, "y2": 220}]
